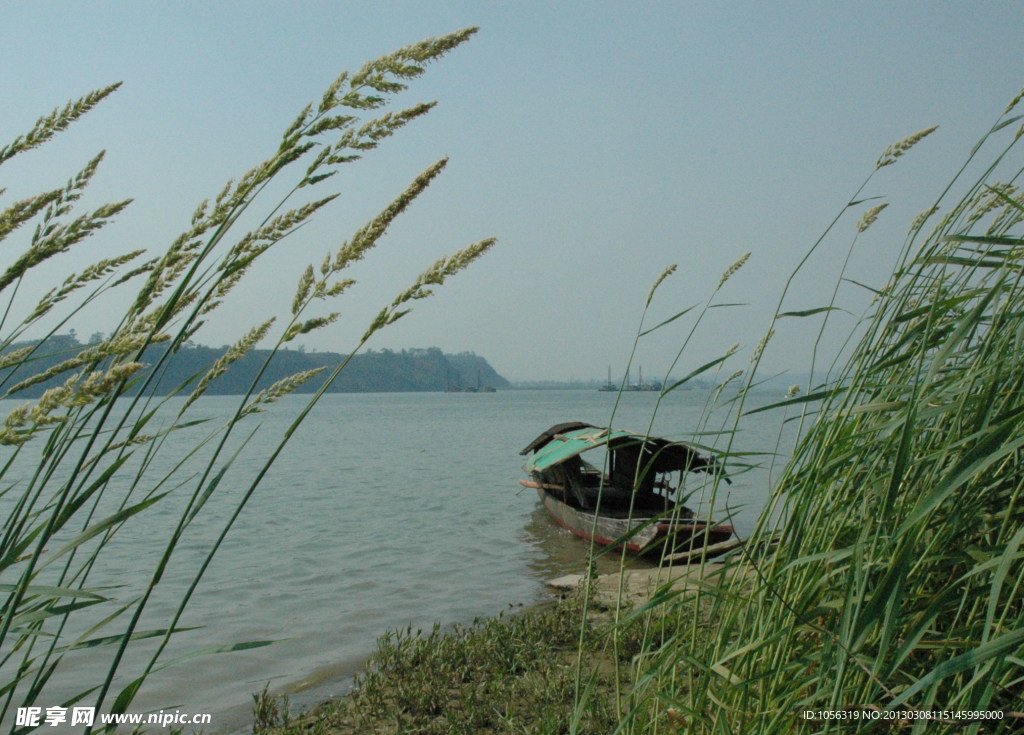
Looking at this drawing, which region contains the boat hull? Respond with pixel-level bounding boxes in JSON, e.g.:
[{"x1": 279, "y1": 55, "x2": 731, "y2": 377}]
[{"x1": 521, "y1": 480, "x2": 733, "y2": 557}]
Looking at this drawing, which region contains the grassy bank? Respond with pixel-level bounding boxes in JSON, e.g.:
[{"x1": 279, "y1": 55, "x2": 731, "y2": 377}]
[
  {"x1": 253, "y1": 591, "x2": 621, "y2": 735},
  {"x1": 249, "y1": 567, "x2": 719, "y2": 735},
  {"x1": 249, "y1": 564, "x2": 743, "y2": 735}
]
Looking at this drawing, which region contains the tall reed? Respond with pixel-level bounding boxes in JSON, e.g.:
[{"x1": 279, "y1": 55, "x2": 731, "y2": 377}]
[
  {"x1": 0, "y1": 28, "x2": 492, "y2": 731},
  {"x1": 617, "y1": 94, "x2": 1024, "y2": 733}
]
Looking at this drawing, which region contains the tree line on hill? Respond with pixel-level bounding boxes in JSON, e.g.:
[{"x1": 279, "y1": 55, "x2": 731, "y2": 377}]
[{"x1": 0, "y1": 333, "x2": 509, "y2": 397}]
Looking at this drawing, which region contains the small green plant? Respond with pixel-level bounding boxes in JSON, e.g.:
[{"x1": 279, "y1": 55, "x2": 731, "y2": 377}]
[
  {"x1": 0, "y1": 28, "x2": 492, "y2": 730},
  {"x1": 252, "y1": 683, "x2": 289, "y2": 734}
]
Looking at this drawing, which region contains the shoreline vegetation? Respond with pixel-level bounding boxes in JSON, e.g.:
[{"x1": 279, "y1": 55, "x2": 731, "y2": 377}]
[
  {"x1": 252, "y1": 563, "x2": 742, "y2": 735},
  {"x1": 255, "y1": 86, "x2": 1024, "y2": 734}
]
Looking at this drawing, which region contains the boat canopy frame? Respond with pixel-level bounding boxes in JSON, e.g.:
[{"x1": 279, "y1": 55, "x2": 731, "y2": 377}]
[{"x1": 520, "y1": 423, "x2": 729, "y2": 485}]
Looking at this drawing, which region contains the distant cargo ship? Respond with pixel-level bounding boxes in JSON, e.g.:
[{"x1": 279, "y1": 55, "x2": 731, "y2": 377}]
[{"x1": 598, "y1": 366, "x2": 662, "y2": 392}]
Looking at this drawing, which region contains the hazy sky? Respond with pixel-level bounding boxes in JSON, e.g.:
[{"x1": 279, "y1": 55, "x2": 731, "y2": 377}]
[{"x1": 4, "y1": 1, "x2": 1024, "y2": 382}]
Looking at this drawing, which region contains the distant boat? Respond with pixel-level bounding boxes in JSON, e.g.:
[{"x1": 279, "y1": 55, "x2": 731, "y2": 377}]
[
  {"x1": 627, "y1": 366, "x2": 662, "y2": 392},
  {"x1": 518, "y1": 422, "x2": 733, "y2": 557},
  {"x1": 598, "y1": 366, "x2": 662, "y2": 392},
  {"x1": 446, "y1": 367, "x2": 496, "y2": 393}
]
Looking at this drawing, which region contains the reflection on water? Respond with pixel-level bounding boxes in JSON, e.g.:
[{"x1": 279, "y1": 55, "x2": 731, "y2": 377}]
[{"x1": 520, "y1": 504, "x2": 655, "y2": 579}]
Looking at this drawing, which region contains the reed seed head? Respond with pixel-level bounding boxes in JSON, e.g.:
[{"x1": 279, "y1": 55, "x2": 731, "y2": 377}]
[
  {"x1": 713, "y1": 369, "x2": 744, "y2": 402},
  {"x1": 646, "y1": 264, "x2": 677, "y2": 307},
  {"x1": 293, "y1": 265, "x2": 315, "y2": 315},
  {"x1": 0, "y1": 345, "x2": 35, "y2": 371},
  {"x1": 282, "y1": 313, "x2": 340, "y2": 342},
  {"x1": 184, "y1": 319, "x2": 274, "y2": 410},
  {"x1": 333, "y1": 158, "x2": 449, "y2": 273},
  {"x1": 718, "y1": 252, "x2": 751, "y2": 290},
  {"x1": 752, "y1": 328, "x2": 774, "y2": 363},
  {"x1": 876, "y1": 126, "x2": 938, "y2": 169},
  {"x1": 1005, "y1": 86, "x2": 1024, "y2": 115},
  {"x1": 0, "y1": 83, "x2": 122, "y2": 166},
  {"x1": 908, "y1": 206, "x2": 938, "y2": 235},
  {"x1": 75, "y1": 362, "x2": 146, "y2": 403},
  {"x1": 857, "y1": 203, "x2": 889, "y2": 233},
  {"x1": 241, "y1": 367, "x2": 329, "y2": 417}
]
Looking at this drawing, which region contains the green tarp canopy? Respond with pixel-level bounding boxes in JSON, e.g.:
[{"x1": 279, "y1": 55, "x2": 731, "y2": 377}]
[
  {"x1": 521, "y1": 424, "x2": 729, "y2": 482},
  {"x1": 524, "y1": 427, "x2": 644, "y2": 471}
]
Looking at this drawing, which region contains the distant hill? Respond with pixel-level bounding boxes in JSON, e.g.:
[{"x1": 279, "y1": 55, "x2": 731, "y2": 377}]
[{"x1": 0, "y1": 336, "x2": 509, "y2": 397}]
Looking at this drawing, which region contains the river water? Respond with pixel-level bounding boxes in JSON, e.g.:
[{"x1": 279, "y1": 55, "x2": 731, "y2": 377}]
[{"x1": 0, "y1": 388, "x2": 792, "y2": 732}]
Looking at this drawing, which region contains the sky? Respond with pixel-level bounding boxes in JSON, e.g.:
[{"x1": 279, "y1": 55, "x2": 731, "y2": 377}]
[{"x1": 3, "y1": 1, "x2": 1024, "y2": 382}]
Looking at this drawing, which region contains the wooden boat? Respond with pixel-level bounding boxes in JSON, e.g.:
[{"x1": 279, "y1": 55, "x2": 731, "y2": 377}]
[{"x1": 519, "y1": 422, "x2": 734, "y2": 557}]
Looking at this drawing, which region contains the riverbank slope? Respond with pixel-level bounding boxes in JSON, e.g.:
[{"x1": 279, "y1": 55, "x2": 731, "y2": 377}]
[{"x1": 253, "y1": 562, "x2": 744, "y2": 735}]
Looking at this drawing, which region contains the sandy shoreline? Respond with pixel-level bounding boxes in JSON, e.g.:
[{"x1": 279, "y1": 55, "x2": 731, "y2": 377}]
[{"x1": 545, "y1": 560, "x2": 742, "y2": 608}]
